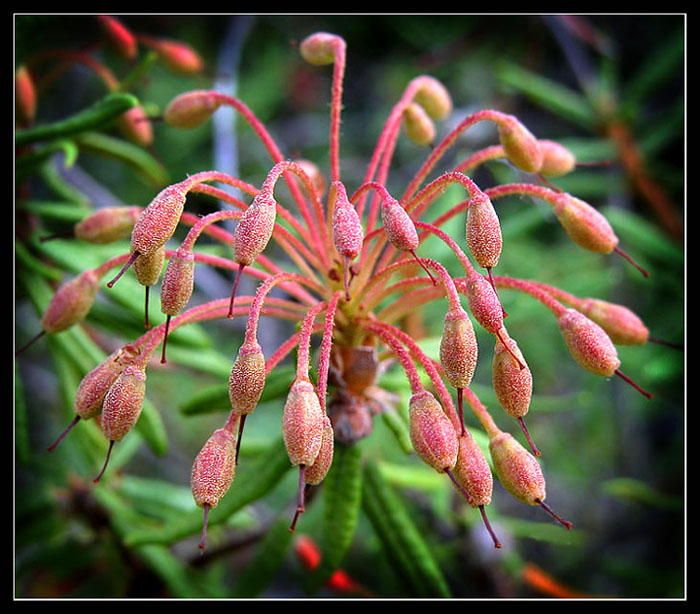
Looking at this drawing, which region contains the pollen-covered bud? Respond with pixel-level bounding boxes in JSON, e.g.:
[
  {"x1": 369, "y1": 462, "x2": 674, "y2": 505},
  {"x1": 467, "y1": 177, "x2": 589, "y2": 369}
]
[
  {"x1": 579, "y1": 298, "x2": 649, "y2": 346},
  {"x1": 15, "y1": 65, "x2": 36, "y2": 127},
  {"x1": 134, "y1": 245, "x2": 166, "y2": 288},
  {"x1": 282, "y1": 379, "x2": 325, "y2": 468},
  {"x1": 331, "y1": 181, "x2": 364, "y2": 300},
  {"x1": 41, "y1": 269, "x2": 100, "y2": 334},
  {"x1": 489, "y1": 431, "x2": 544, "y2": 505},
  {"x1": 414, "y1": 76, "x2": 452, "y2": 120},
  {"x1": 163, "y1": 90, "x2": 222, "y2": 130},
  {"x1": 304, "y1": 414, "x2": 334, "y2": 486},
  {"x1": 381, "y1": 196, "x2": 419, "y2": 252},
  {"x1": 538, "y1": 140, "x2": 576, "y2": 177},
  {"x1": 74, "y1": 206, "x2": 141, "y2": 244},
  {"x1": 557, "y1": 308, "x2": 620, "y2": 377},
  {"x1": 233, "y1": 192, "x2": 277, "y2": 268},
  {"x1": 97, "y1": 15, "x2": 137, "y2": 60},
  {"x1": 94, "y1": 363, "x2": 147, "y2": 483},
  {"x1": 551, "y1": 192, "x2": 619, "y2": 254},
  {"x1": 465, "y1": 192, "x2": 503, "y2": 271},
  {"x1": 439, "y1": 308, "x2": 478, "y2": 391},
  {"x1": 453, "y1": 432, "x2": 493, "y2": 508},
  {"x1": 464, "y1": 274, "x2": 504, "y2": 335},
  {"x1": 228, "y1": 341, "x2": 266, "y2": 415},
  {"x1": 299, "y1": 32, "x2": 339, "y2": 65},
  {"x1": 160, "y1": 246, "x2": 195, "y2": 317},
  {"x1": 408, "y1": 390, "x2": 459, "y2": 473},
  {"x1": 117, "y1": 105, "x2": 153, "y2": 147},
  {"x1": 150, "y1": 38, "x2": 203, "y2": 74},
  {"x1": 132, "y1": 183, "x2": 189, "y2": 257},
  {"x1": 190, "y1": 425, "x2": 238, "y2": 551},
  {"x1": 496, "y1": 114, "x2": 543, "y2": 173},
  {"x1": 402, "y1": 102, "x2": 436, "y2": 146},
  {"x1": 489, "y1": 430, "x2": 572, "y2": 529}
]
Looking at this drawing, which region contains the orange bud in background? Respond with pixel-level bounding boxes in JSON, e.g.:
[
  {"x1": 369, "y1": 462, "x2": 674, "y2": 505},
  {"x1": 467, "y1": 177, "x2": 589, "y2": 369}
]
[
  {"x1": 41, "y1": 270, "x2": 100, "y2": 334},
  {"x1": 538, "y1": 140, "x2": 576, "y2": 177},
  {"x1": 163, "y1": 90, "x2": 222, "y2": 130},
  {"x1": 97, "y1": 15, "x2": 138, "y2": 60},
  {"x1": 579, "y1": 298, "x2": 649, "y2": 346},
  {"x1": 402, "y1": 102, "x2": 436, "y2": 146},
  {"x1": 496, "y1": 114, "x2": 543, "y2": 173},
  {"x1": 117, "y1": 105, "x2": 153, "y2": 147},
  {"x1": 15, "y1": 65, "x2": 36, "y2": 127},
  {"x1": 150, "y1": 38, "x2": 203, "y2": 74},
  {"x1": 551, "y1": 192, "x2": 619, "y2": 254},
  {"x1": 414, "y1": 76, "x2": 452, "y2": 121},
  {"x1": 74, "y1": 206, "x2": 141, "y2": 244},
  {"x1": 299, "y1": 32, "x2": 339, "y2": 65}
]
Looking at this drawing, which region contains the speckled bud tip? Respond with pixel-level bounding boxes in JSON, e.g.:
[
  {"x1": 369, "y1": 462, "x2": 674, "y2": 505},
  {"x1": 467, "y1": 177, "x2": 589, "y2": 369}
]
[
  {"x1": 492, "y1": 332, "x2": 532, "y2": 418},
  {"x1": 160, "y1": 247, "x2": 195, "y2": 317},
  {"x1": 381, "y1": 196, "x2": 419, "y2": 252},
  {"x1": 558, "y1": 308, "x2": 621, "y2": 377},
  {"x1": 41, "y1": 270, "x2": 100, "y2": 334},
  {"x1": 131, "y1": 183, "x2": 188, "y2": 257},
  {"x1": 304, "y1": 415, "x2": 335, "y2": 486},
  {"x1": 299, "y1": 32, "x2": 338, "y2": 65},
  {"x1": 228, "y1": 341, "x2": 266, "y2": 415},
  {"x1": 489, "y1": 431, "x2": 545, "y2": 505},
  {"x1": 439, "y1": 309, "x2": 478, "y2": 390},
  {"x1": 580, "y1": 298, "x2": 649, "y2": 346},
  {"x1": 282, "y1": 379, "x2": 325, "y2": 467},
  {"x1": 408, "y1": 390, "x2": 459, "y2": 473},
  {"x1": 164, "y1": 90, "x2": 222, "y2": 129},
  {"x1": 100, "y1": 363, "x2": 147, "y2": 442},
  {"x1": 190, "y1": 428, "x2": 237, "y2": 509},
  {"x1": 538, "y1": 140, "x2": 576, "y2": 177},
  {"x1": 134, "y1": 245, "x2": 165, "y2": 288},
  {"x1": 453, "y1": 432, "x2": 493, "y2": 508},
  {"x1": 496, "y1": 115, "x2": 543, "y2": 173},
  {"x1": 233, "y1": 192, "x2": 277, "y2": 267},
  {"x1": 551, "y1": 193, "x2": 619, "y2": 254},
  {"x1": 465, "y1": 275, "x2": 504, "y2": 334},
  {"x1": 402, "y1": 102, "x2": 436, "y2": 146},
  {"x1": 332, "y1": 183, "x2": 364, "y2": 260},
  {"x1": 75, "y1": 206, "x2": 141, "y2": 245},
  {"x1": 414, "y1": 76, "x2": 452, "y2": 121},
  {"x1": 466, "y1": 193, "x2": 503, "y2": 270}
]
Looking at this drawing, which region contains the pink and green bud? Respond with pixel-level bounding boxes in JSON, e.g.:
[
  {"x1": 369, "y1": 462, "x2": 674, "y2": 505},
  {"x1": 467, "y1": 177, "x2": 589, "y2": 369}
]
[
  {"x1": 408, "y1": 390, "x2": 459, "y2": 473},
  {"x1": 134, "y1": 245, "x2": 166, "y2": 288},
  {"x1": 282, "y1": 379, "x2": 325, "y2": 468},
  {"x1": 496, "y1": 114, "x2": 543, "y2": 173},
  {"x1": 465, "y1": 193, "x2": 503, "y2": 270},
  {"x1": 233, "y1": 192, "x2": 277, "y2": 267},
  {"x1": 414, "y1": 76, "x2": 452, "y2": 120},
  {"x1": 228, "y1": 341, "x2": 266, "y2": 416},
  {"x1": 557, "y1": 308, "x2": 621, "y2": 377},
  {"x1": 299, "y1": 32, "x2": 339, "y2": 65},
  {"x1": 579, "y1": 298, "x2": 649, "y2": 346},
  {"x1": 163, "y1": 90, "x2": 222, "y2": 130},
  {"x1": 439, "y1": 309, "x2": 478, "y2": 391},
  {"x1": 117, "y1": 105, "x2": 153, "y2": 147},
  {"x1": 551, "y1": 193, "x2": 619, "y2": 254},
  {"x1": 402, "y1": 102, "x2": 436, "y2": 146},
  {"x1": 41, "y1": 269, "x2": 100, "y2": 334},
  {"x1": 304, "y1": 415, "x2": 335, "y2": 486},
  {"x1": 101, "y1": 363, "x2": 147, "y2": 443},
  {"x1": 74, "y1": 206, "x2": 141, "y2": 244},
  {"x1": 538, "y1": 140, "x2": 576, "y2": 177}
]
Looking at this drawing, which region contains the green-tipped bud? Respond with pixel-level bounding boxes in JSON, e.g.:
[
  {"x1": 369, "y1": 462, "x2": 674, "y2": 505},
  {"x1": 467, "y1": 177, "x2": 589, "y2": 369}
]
[
  {"x1": 551, "y1": 193, "x2": 619, "y2": 254},
  {"x1": 496, "y1": 114, "x2": 543, "y2": 173},
  {"x1": 282, "y1": 379, "x2": 325, "y2": 467},
  {"x1": 557, "y1": 308, "x2": 621, "y2": 377},
  {"x1": 75, "y1": 206, "x2": 141, "y2": 244},
  {"x1": 299, "y1": 32, "x2": 339, "y2": 65},
  {"x1": 465, "y1": 193, "x2": 502, "y2": 270},
  {"x1": 414, "y1": 76, "x2": 452, "y2": 120},
  {"x1": 579, "y1": 298, "x2": 649, "y2": 346},
  {"x1": 409, "y1": 390, "x2": 459, "y2": 473},
  {"x1": 163, "y1": 90, "x2": 222, "y2": 130},
  {"x1": 439, "y1": 309, "x2": 478, "y2": 390},
  {"x1": 41, "y1": 270, "x2": 100, "y2": 334},
  {"x1": 228, "y1": 341, "x2": 266, "y2": 415},
  {"x1": 402, "y1": 102, "x2": 436, "y2": 146},
  {"x1": 538, "y1": 140, "x2": 576, "y2": 177}
]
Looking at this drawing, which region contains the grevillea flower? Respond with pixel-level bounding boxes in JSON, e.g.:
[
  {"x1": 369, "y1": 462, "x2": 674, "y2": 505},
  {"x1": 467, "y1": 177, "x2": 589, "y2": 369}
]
[{"x1": 35, "y1": 29, "x2": 659, "y2": 580}]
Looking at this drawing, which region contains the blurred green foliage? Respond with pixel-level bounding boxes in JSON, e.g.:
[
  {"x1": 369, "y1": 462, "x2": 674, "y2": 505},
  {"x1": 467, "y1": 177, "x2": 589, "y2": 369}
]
[{"x1": 15, "y1": 15, "x2": 684, "y2": 599}]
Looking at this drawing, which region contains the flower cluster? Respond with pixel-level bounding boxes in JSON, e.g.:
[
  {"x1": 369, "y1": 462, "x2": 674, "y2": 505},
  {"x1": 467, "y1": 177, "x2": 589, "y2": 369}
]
[{"x1": 33, "y1": 28, "x2": 654, "y2": 555}]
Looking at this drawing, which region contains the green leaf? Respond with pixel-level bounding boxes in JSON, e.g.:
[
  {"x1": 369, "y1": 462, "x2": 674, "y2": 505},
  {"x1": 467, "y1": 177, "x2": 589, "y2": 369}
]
[{"x1": 601, "y1": 477, "x2": 682, "y2": 510}]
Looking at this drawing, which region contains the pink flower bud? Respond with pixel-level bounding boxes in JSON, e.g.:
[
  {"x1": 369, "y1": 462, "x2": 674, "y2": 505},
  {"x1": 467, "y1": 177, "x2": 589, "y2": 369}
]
[
  {"x1": 228, "y1": 341, "x2": 266, "y2": 416},
  {"x1": 163, "y1": 90, "x2": 222, "y2": 130},
  {"x1": 233, "y1": 192, "x2": 277, "y2": 267},
  {"x1": 465, "y1": 193, "x2": 503, "y2": 270},
  {"x1": 97, "y1": 15, "x2": 137, "y2": 60},
  {"x1": 101, "y1": 364, "x2": 147, "y2": 443},
  {"x1": 414, "y1": 76, "x2": 452, "y2": 120},
  {"x1": 381, "y1": 196, "x2": 419, "y2": 252},
  {"x1": 152, "y1": 39, "x2": 203, "y2": 74},
  {"x1": 132, "y1": 184, "x2": 188, "y2": 257},
  {"x1": 41, "y1": 269, "x2": 100, "y2": 334},
  {"x1": 453, "y1": 432, "x2": 493, "y2": 508},
  {"x1": 299, "y1": 32, "x2": 339, "y2": 65},
  {"x1": 332, "y1": 182, "x2": 364, "y2": 261},
  {"x1": 496, "y1": 114, "x2": 543, "y2": 173},
  {"x1": 74, "y1": 206, "x2": 141, "y2": 244},
  {"x1": 408, "y1": 390, "x2": 459, "y2": 473},
  {"x1": 15, "y1": 65, "x2": 36, "y2": 126},
  {"x1": 439, "y1": 309, "x2": 478, "y2": 391},
  {"x1": 579, "y1": 298, "x2": 649, "y2": 346},
  {"x1": 538, "y1": 140, "x2": 576, "y2": 177},
  {"x1": 464, "y1": 274, "x2": 504, "y2": 335},
  {"x1": 304, "y1": 414, "x2": 334, "y2": 486},
  {"x1": 402, "y1": 102, "x2": 436, "y2": 146},
  {"x1": 117, "y1": 105, "x2": 153, "y2": 147},
  {"x1": 282, "y1": 379, "x2": 325, "y2": 467},
  {"x1": 160, "y1": 246, "x2": 195, "y2": 317},
  {"x1": 551, "y1": 193, "x2": 619, "y2": 254},
  {"x1": 492, "y1": 332, "x2": 532, "y2": 419},
  {"x1": 489, "y1": 431, "x2": 544, "y2": 505},
  {"x1": 557, "y1": 308, "x2": 621, "y2": 377}
]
